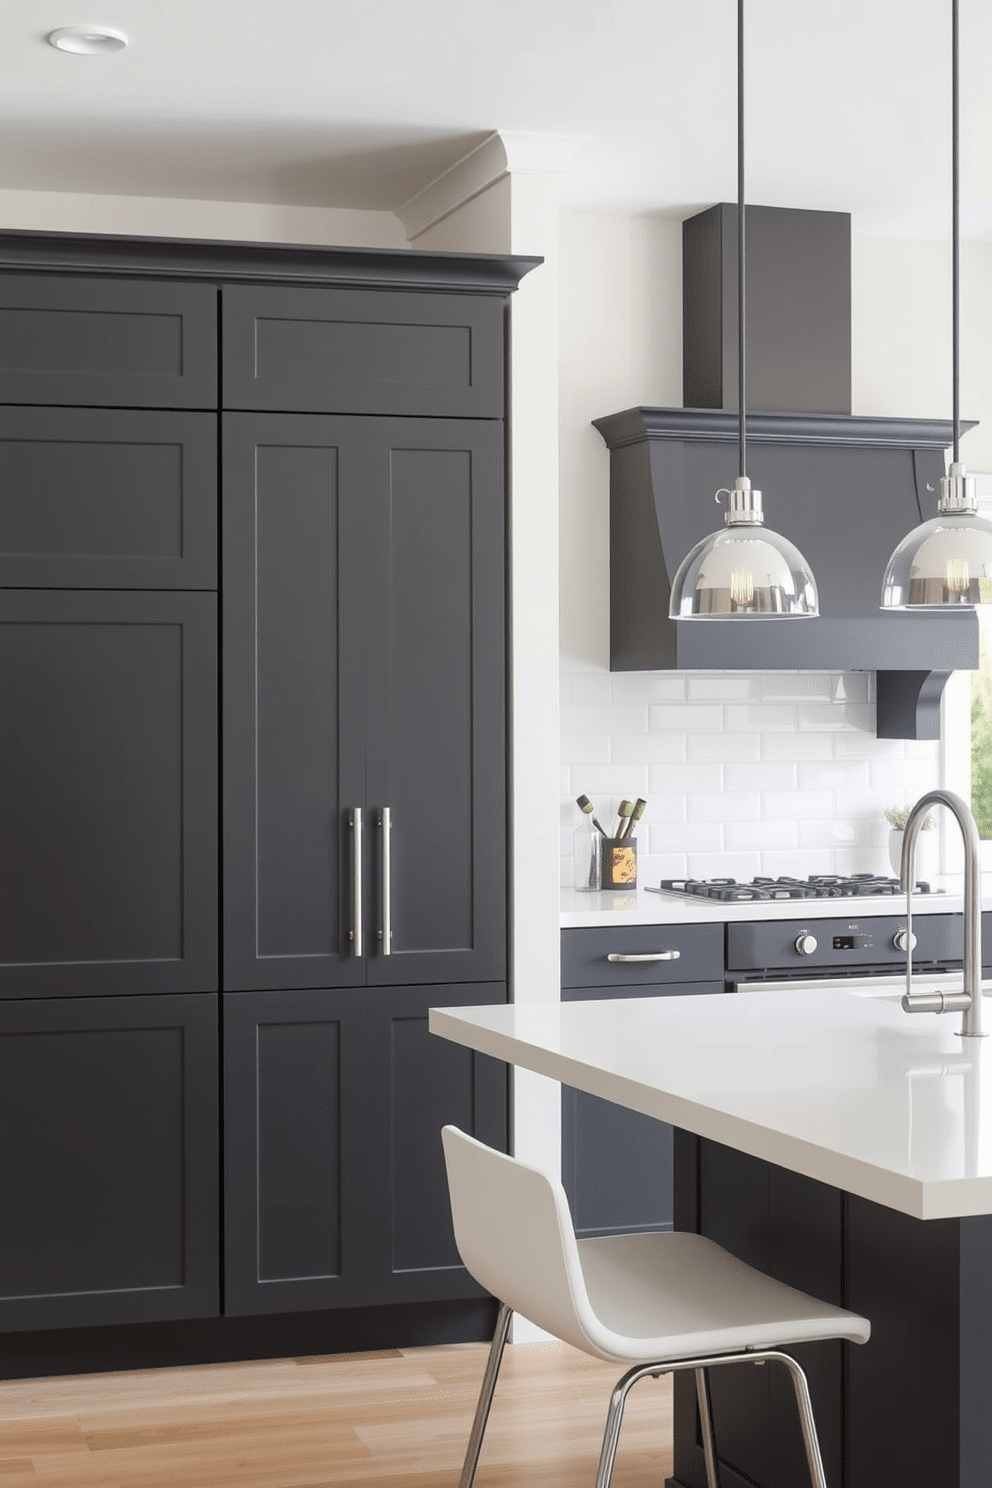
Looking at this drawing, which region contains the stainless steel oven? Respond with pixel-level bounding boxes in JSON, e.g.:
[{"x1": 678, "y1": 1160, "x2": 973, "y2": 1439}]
[{"x1": 725, "y1": 912, "x2": 967, "y2": 994}]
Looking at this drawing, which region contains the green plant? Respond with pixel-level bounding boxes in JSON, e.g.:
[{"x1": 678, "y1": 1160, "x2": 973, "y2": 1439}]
[{"x1": 884, "y1": 804, "x2": 936, "y2": 831}]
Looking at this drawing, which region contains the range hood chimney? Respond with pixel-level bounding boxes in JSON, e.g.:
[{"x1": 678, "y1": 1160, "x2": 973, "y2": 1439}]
[{"x1": 594, "y1": 203, "x2": 979, "y2": 741}]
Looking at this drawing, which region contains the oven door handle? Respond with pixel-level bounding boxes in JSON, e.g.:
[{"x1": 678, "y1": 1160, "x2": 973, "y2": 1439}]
[{"x1": 732, "y1": 972, "x2": 968, "y2": 996}]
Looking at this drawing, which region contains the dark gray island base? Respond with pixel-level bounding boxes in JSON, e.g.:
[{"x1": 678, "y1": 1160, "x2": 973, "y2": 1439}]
[{"x1": 667, "y1": 1131, "x2": 992, "y2": 1488}]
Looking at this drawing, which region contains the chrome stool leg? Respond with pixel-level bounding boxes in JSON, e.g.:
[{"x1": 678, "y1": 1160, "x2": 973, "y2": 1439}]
[
  {"x1": 593, "y1": 1361, "x2": 663, "y2": 1488},
  {"x1": 457, "y1": 1302, "x2": 513, "y2": 1488},
  {"x1": 776, "y1": 1352, "x2": 828, "y2": 1488},
  {"x1": 695, "y1": 1367, "x2": 720, "y2": 1488}
]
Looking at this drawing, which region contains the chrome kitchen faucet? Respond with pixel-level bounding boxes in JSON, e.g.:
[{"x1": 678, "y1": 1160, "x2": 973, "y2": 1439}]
[{"x1": 900, "y1": 789, "x2": 985, "y2": 1038}]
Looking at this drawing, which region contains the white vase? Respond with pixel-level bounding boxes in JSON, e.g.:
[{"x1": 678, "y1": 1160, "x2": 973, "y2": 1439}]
[{"x1": 888, "y1": 828, "x2": 937, "y2": 883}]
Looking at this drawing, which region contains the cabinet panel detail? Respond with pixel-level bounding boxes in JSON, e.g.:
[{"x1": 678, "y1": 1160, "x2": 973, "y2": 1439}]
[
  {"x1": 365, "y1": 421, "x2": 505, "y2": 986},
  {"x1": 223, "y1": 988, "x2": 376, "y2": 1316},
  {"x1": 222, "y1": 415, "x2": 366, "y2": 990},
  {"x1": 0, "y1": 591, "x2": 217, "y2": 997},
  {"x1": 256, "y1": 1020, "x2": 343, "y2": 1283},
  {"x1": 369, "y1": 982, "x2": 508, "y2": 1306},
  {"x1": 0, "y1": 408, "x2": 217, "y2": 589},
  {"x1": 222, "y1": 285, "x2": 502, "y2": 418},
  {"x1": 0, "y1": 994, "x2": 218, "y2": 1332},
  {"x1": 0, "y1": 275, "x2": 217, "y2": 408}
]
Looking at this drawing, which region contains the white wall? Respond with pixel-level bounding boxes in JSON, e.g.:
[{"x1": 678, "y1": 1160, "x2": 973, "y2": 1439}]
[
  {"x1": 0, "y1": 187, "x2": 407, "y2": 247},
  {"x1": 556, "y1": 214, "x2": 992, "y2": 889}
]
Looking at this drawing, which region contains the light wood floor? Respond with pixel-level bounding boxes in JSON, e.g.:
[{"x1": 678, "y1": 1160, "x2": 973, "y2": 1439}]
[{"x1": 0, "y1": 1340, "x2": 674, "y2": 1487}]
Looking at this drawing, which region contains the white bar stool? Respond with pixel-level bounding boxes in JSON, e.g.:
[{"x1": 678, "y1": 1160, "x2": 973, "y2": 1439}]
[{"x1": 442, "y1": 1125, "x2": 870, "y2": 1488}]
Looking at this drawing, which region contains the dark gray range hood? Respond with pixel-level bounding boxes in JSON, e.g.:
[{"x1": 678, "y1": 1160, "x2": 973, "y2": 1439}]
[{"x1": 593, "y1": 204, "x2": 980, "y2": 741}]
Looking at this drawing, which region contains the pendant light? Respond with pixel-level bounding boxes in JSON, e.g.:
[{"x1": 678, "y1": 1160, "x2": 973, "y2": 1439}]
[
  {"x1": 669, "y1": 0, "x2": 818, "y2": 619},
  {"x1": 881, "y1": 0, "x2": 992, "y2": 608}
]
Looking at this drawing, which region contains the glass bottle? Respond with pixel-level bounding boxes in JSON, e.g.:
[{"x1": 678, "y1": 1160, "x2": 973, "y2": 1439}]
[{"x1": 573, "y1": 816, "x2": 602, "y2": 891}]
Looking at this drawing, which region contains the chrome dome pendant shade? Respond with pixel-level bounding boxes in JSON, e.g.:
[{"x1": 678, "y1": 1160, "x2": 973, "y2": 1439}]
[
  {"x1": 670, "y1": 476, "x2": 818, "y2": 617},
  {"x1": 881, "y1": 0, "x2": 991, "y2": 610},
  {"x1": 881, "y1": 464, "x2": 992, "y2": 607},
  {"x1": 669, "y1": 0, "x2": 818, "y2": 622}
]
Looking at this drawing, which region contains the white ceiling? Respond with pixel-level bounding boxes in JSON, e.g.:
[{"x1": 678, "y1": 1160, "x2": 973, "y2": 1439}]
[{"x1": 1, "y1": 0, "x2": 990, "y2": 237}]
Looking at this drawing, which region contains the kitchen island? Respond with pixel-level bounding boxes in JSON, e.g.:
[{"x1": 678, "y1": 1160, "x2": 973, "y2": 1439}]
[{"x1": 431, "y1": 986, "x2": 992, "y2": 1488}]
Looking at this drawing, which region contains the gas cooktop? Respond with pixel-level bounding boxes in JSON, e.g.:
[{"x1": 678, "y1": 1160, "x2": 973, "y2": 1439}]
[{"x1": 649, "y1": 874, "x2": 933, "y2": 903}]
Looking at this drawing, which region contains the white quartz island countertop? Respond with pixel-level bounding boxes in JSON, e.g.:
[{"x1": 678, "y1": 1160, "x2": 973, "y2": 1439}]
[{"x1": 430, "y1": 985, "x2": 992, "y2": 1222}]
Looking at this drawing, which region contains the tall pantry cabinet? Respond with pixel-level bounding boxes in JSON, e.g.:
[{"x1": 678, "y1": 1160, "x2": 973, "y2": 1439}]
[{"x1": 0, "y1": 232, "x2": 536, "y2": 1364}]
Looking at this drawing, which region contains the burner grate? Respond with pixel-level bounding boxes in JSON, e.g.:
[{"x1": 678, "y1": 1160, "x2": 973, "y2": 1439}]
[{"x1": 655, "y1": 874, "x2": 931, "y2": 902}]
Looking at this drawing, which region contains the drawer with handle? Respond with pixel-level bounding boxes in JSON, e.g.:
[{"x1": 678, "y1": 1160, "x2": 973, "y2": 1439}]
[{"x1": 561, "y1": 923, "x2": 723, "y2": 989}]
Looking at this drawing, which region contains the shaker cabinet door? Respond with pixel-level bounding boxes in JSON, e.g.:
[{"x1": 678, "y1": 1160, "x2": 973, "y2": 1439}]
[
  {"x1": 223, "y1": 988, "x2": 378, "y2": 1315},
  {"x1": 0, "y1": 590, "x2": 217, "y2": 998},
  {"x1": 223, "y1": 414, "x2": 507, "y2": 991},
  {"x1": 0, "y1": 993, "x2": 219, "y2": 1332},
  {"x1": 222, "y1": 982, "x2": 507, "y2": 1317},
  {"x1": 364, "y1": 420, "x2": 506, "y2": 987},
  {"x1": 222, "y1": 414, "x2": 367, "y2": 991}
]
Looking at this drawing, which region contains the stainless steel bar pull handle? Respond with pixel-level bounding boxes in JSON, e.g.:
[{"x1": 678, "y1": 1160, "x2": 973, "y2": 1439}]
[
  {"x1": 379, "y1": 806, "x2": 392, "y2": 955},
  {"x1": 607, "y1": 951, "x2": 681, "y2": 963},
  {"x1": 349, "y1": 807, "x2": 363, "y2": 957}
]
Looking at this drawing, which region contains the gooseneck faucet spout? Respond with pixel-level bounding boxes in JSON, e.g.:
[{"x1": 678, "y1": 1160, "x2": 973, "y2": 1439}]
[{"x1": 900, "y1": 789, "x2": 985, "y2": 1038}]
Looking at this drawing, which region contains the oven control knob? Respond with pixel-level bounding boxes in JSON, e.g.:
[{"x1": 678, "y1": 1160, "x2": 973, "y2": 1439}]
[
  {"x1": 795, "y1": 934, "x2": 818, "y2": 956},
  {"x1": 893, "y1": 929, "x2": 917, "y2": 952}
]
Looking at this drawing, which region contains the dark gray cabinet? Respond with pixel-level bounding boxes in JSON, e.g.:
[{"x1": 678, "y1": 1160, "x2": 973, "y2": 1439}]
[
  {"x1": 561, "y1": 924, "x2": 723, "y2": 1237},
  {"x1": 0, "y1": 230, "x2": 529, "y2": 1364},
  {"x1": 0, "y1": 993, "x2": 219, "y2": 1332},
  {"x1": 222, "y1": 412, "x2": 505, "y2": 991},
  {"x1": 0, "y1": 589, "x2": 218, "y2": 998},
  {"x1": 223, "y1": 983, "x2": 506, "y2": 1316},
  {"x1": 0, "y1": 407, "x2": 217, "y2": 590},
  {"x1": 0, "y1": 274, "x2": 217, "y2": 409},
  {"x1": 221, "y1": 283, "x2": 503, "y2": 418}
]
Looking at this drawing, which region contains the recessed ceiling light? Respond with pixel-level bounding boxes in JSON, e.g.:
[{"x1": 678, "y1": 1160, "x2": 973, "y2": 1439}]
[{"x1": 46, "y1": 25, "x2": 128, "y2": 54}]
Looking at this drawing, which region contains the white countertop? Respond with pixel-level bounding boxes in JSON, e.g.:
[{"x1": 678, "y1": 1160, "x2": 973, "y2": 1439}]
[
  {"x1": 560, "y1": 881, "x2": 986, "y2": 927},
  {"x1": 431, "y1": 985, "x2": 992, "y2": 1222}
]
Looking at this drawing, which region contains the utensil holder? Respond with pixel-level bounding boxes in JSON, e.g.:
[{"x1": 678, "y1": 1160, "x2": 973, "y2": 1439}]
[{"x1": 601, "y1": 836, "x2": 637, "y2": 888}]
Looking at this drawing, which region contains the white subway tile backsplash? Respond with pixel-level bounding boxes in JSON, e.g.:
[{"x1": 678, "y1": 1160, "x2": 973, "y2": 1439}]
[
  {"x1": 687, "y1": 674, "x2": 760, "y2": 701},
  {"x1": 797, "y1": 760, "x2": 870, "y2": 791},
  {"x1": 611, "y1": 673, "x2": 687, "y2": 703},
  {"x1": 569, "y1": 672, "x2": 614, "y2": 706},
  {"x1": 649, "y1": 703, "x2": 724, "y2": 732},
  {"x1": 834, "y1": 733, "x2": 903, "y2": 759},
  {"x1": 759, "y1": 673, "x2": 834, "y2": 703},
  {"x1": 558, "y1": 667, "x2": 947, "y2": 886},
  {"x1": 798, "y1": 818, "x2": 860, "y2": 848},
  {"x1": 559, "y1": 733, "x2": 611, "y2": 765},
  {"x1": 725, "y1": 819, "x2": 798, "y2": 851},
  {"x1": 647, "y1": 762, "x2": 723, "y2": 794},
  {"x1": 688, "y1": 791, "x2": 761, "y2": 822},
  {"x1": 561, "y1": 703, "x2": 648, "y2": 735},
  {"x1": 571, "y1": 764, "x2": 650, "y2": 797},
  {"x1": 725, "y1": 760, "x2": 798, "y2": 791},
  {"x1": 799, "y1": 703, "x2": 875, "y2": 732},
  {"x1": 724, "y1": 704, "x2": 801, "y2": 732},
  {"x1": 612, "y1": 732, "x2": 686, "y2": 764},
  {"x1": 759, "y1": 848, "x2": 833, "y2": 878},
  {"x1": 646, "y1": 800, "x2": 689, "y2": 833},
  {"x1": 761, "y1": 790, "x2": 834, "y2": 820},
  {"x1": 868, "y1": 758, "x2": 942, "y2": 793},
  {"x1": 659, "y1": 822, "x2": 724, "y2": 853},
  {"x1": 687, "y1": 850, "x2": 761, "y2": 879},
  {"x1": 686, "y1": 733, "x2": 761, "y2": 761},
  {"x1": 761, "y1": 733, "x2": 832, "y2": 760},
  {"x1": 832, "y1": 673, "x2": 872, "y2": 703}
]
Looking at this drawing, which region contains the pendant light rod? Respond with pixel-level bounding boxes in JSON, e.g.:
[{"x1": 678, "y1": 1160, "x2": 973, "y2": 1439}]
[
  {"x1": 952, "y1": 0, "x2": 960, "y2": 463},
  {"x1": 738, "y1": 0, "x2": 747, "y2": 480}
]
